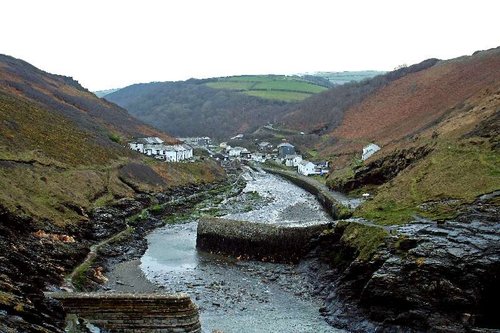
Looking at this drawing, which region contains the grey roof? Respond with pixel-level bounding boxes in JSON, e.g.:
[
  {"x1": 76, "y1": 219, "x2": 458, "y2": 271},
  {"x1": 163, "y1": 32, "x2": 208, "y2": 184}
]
[
  {"x1": 299, "y1": 160, "x2": 314, "y2": 166},
  {"x1": 278, "y1": 142, "x2": 294, "y2": 148},
  {"x1": 363, "y1": 143, "x2": 380, "y2": 150}
]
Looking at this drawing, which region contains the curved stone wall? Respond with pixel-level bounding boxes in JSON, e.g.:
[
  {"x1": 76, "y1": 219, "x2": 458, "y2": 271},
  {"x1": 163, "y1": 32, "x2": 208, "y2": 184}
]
[
  {"x1": 261, "y1": 167, "x2": 351, "y2": 219},
  {"x1": 196, "y1": 217, "x2": 330, "y2": 263},
  {"x1": 46, "y1": 292, "x2": 201, "y2": 333}
]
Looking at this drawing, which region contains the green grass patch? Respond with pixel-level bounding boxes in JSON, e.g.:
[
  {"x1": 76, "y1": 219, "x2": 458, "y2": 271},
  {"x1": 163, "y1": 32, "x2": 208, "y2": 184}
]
[
  {"x1": 337, "y1": 221, "x2": 388, "y2": 261},
  {"x1": 71, "y1": 257, "x2": 95, "y2": 291},
  {"x1": 243, "y1": 90, "x2": 312, "y2": 102},
  {"x1": 355, "y1": 141, "x2": 500, "y2": 225},
  {"x1": 128, "y1": 209, "x2": 149, "y2": 225},
  {"x1": 203, "y1": 75, "x2": 326, "y2": 102},
  {"x1": 205, "y1": 81, "x2": 255, "y2": 90},
  {"x1": 108, "y1": 132, "x2": 122, "y2": 143},
  {"x1": 253, "y1": 80, "x2": 327, "y2": 93}
]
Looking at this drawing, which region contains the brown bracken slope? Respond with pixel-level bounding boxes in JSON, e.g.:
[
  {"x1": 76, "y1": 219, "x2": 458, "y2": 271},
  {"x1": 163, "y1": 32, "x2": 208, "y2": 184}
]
[
  {"x1": 322, "y1": 47, "x2": 500, "y2": 156},
  {"x1": 0, "y1": 54, "x2": 176, "y2": 144}
]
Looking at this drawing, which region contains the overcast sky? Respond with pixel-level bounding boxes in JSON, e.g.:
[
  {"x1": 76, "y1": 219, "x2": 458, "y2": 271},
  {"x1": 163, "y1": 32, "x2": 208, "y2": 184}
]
[{"x1": 2, "y1": 0, "x2": 499, "y2": 91}]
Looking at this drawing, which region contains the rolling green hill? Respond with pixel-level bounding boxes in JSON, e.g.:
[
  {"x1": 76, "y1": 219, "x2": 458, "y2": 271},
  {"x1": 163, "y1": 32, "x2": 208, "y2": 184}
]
[
  {"x1": 104, "y1": 72, "x2": 384, "y2": 140},
  {"x1": 204, "y1": 75, "x2": 331, "y2": 102}
]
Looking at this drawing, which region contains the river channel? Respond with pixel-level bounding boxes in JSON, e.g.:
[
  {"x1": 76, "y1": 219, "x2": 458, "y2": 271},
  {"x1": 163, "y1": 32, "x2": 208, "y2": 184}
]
[{"x1": 109, "y1": 169, "x2": 345, "y2": 332}]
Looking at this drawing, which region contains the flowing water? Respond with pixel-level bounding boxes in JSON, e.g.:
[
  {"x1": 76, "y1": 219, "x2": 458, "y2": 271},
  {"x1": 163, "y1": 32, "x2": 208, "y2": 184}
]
[{"x1": 139, "y1": 169, "x2": 344, "y2": 332}]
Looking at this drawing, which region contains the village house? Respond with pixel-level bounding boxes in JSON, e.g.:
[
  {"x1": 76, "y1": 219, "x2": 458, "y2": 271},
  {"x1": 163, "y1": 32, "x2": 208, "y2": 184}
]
[
  {"x1": 298, "y1": 160, "x2": 316, "y2": 176},
  {"x1": 227, "y1": 146, "x2": 245, "y2": 157},
  {"x1": 128, "y1": 137, "x2": 164, "y2": 153},
  {"x1": 177, "y1": 136, "x2": 211, "y2": 147},
  {"x1": 231, "y1": 134, "x2": 244, "y2": 140},
  {"x1": 240, "y1": 149, "x2": 251, "y2": 159},
  {"x1": 314, "y1": 161, "x2": 330, "y2": 175},
  {"x1": 258, "y1": 141, "x2": 272, "y2": 150},
  {"x1": 128, "y1": 137, "x2": 193, "y2": 162},
  {"x1": 277, "y1": 142, "x2": 295, "y2": 158},
  {"x1": 362, "y1": 143, "x2": 381, "y2": 160},
  {"x1": 251, "y1": 153, "x2": 267, "y2": 163},
  {"x1": 284, "y1": 154, "x2": 303, "y2": 167}
]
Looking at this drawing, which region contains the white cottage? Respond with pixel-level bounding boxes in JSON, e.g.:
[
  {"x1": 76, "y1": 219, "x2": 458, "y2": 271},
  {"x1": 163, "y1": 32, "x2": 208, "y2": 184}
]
[
  {"x1": 128, "y1": 137, "x2": 192, "y2": 162},
  {"x1": 228, "y1": 147, "x2": 244, "y2": 157},
  {"x1": 129, "y1": 137, "x2": 164, "y2": 153},
  {"x1": 285, "y1": 154, "x2": 303, "y2": 167},
  {"x1": 362, "y1": 143, "x2": 381, "y2": 161},
  {"x1": 298, "y1": 160, "x2": 316, "y2": 176}
]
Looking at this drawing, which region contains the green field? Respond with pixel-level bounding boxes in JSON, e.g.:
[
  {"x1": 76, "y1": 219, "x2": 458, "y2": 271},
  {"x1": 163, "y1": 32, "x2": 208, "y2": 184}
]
[{"x1": 204, "y1": 75, "x2": 328, "y2": 102}]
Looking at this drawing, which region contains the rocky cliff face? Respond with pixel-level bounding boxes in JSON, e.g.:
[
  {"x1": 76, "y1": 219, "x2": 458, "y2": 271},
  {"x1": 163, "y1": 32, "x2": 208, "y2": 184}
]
[{"x1": 307, "y1": 192, "x2": 500, "y2": 332}]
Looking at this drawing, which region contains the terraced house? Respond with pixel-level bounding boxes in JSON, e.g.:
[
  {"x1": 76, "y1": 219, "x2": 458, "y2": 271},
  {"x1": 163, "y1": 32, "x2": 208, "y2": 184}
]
[{"x1": 129, "y1": 137, "x2": 193, "y2": 162}]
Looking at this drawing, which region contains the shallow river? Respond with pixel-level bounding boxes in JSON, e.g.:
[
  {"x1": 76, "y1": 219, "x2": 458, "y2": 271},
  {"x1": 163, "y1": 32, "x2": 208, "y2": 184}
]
[{"x1": 140, "y1": 170, "x2": 344, "y2": 332}]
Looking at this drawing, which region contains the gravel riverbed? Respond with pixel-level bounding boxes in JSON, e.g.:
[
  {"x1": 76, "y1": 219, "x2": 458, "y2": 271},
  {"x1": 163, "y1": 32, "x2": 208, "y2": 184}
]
[{"x1": 103, "y1": 169, "x2": 344, "y2": 332}]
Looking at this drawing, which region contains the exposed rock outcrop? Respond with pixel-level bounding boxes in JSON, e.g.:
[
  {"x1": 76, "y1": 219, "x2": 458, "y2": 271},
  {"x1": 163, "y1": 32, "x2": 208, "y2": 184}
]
[
  {"x1": 306, "y1": 193, "x2": 500, "y2": 332},
  {"x1": 329, "y1": 145, "x2": 433, "y2": 193}
]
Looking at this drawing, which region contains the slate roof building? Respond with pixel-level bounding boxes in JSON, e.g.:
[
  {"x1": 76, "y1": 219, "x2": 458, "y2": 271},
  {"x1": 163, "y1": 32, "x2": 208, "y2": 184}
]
[{"x1": 277, "y1": 142, "x2": 295, "y2": 158}]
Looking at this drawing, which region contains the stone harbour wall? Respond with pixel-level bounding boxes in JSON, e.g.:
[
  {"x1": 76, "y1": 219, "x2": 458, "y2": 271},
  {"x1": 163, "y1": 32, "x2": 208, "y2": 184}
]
[
  {"x1": 261, "y1": 167, "x2": 351, "y2": 219},
  {"x1": 45, "y1": 292, "x2": 201, "y2": 333},
  {"x1": 196, "y1": 217, "x2": 330, "y2": 263}
]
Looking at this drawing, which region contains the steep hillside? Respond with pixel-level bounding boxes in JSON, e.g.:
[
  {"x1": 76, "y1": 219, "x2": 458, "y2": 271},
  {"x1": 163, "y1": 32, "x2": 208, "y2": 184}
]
[
  {"x1": 310, "y1": 49, "x2": 500, "y2": 219},
  {"x1": 0, "y1": 56, "x2": 225, "y2": 332},
  {"x1": 281, "y1": 59, "x2": 439, "y2": 134},
  {"x1": 305, "y1": 50, "x2": 499, "y2": 332},
  {"x1": 0, "y1": 55, "x2": 174, "y2": 144},
  {"x1": 327, "y1": 47, "x2": 500, "y2": 156},
  {"x1": 104, "y1": 79, "x2": 290, "y2": 139},
  {"x1": 330, "y1": 86, "x2": 499, "y2": 224}
]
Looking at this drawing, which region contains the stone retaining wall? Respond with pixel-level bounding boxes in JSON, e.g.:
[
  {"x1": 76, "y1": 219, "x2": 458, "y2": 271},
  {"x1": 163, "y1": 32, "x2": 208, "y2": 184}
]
[
  {"x1": 261, "y1": 167, "x2": 350, "y2": 219},
  {"x1": 46, "y1": 292, "x2": 201, "y2": 333},
  {"x1": 196, "y1": 217, "x2": 330, "y2": 263}
]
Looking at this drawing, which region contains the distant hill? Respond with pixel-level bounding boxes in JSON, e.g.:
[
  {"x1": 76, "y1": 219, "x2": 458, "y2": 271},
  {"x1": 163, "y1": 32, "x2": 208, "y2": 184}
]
[
  {"x1": 104, "y1": 78, "x2": 292, "y2": 139},
  {"x1": 94, "y1": 88, "x2": 121, "y2": 97},
  {"x1": 281, "y1": 59, "x2": 439, "y2": 134},
  {"x1": 301, "y1": 70, "x2": 385, "y2": 85},
  {"x1": 103, "y1": 72, "x2": 387, "y2": 140}
]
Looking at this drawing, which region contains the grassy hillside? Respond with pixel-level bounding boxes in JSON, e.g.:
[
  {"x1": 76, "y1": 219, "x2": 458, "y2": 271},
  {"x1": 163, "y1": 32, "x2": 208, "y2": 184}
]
[
  {"x1": 0, "y1": 55, "x2": 226, "y2": 332},
  {"x1": 319, "y1": 48, "x2": 500, "y2": 226},
  {"x1": 340, "y1": 87, "x2": 500, "y2": 225},
  {"x1": 0, "y1": 54, "x2": 224, "y2": 225},
  {"x1": 205, "y1": 75, "x2": 330, "y2": 102}
]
